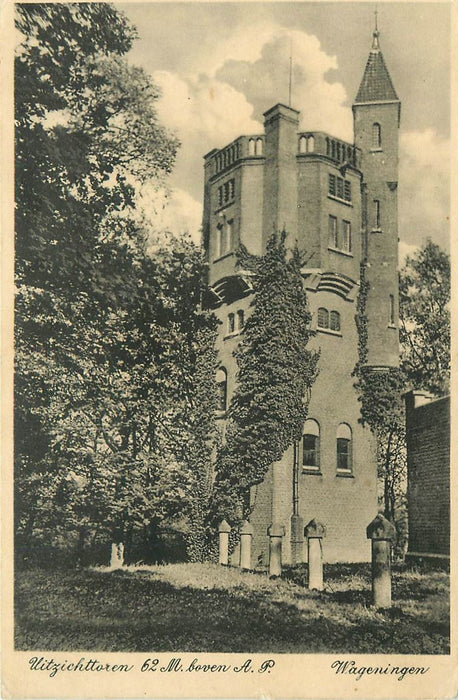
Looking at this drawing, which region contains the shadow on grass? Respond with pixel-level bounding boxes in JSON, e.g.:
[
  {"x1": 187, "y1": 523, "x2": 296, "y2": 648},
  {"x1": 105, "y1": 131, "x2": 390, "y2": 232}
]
[{"x1": 15, "y1": 567, "x2": 449, "y2": 655}]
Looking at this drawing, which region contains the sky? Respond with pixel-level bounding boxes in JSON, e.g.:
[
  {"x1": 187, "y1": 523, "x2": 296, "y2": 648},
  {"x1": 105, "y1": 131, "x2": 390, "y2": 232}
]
[{"x1": 118, "y1": 1, "x2": 451, "y2": 259}]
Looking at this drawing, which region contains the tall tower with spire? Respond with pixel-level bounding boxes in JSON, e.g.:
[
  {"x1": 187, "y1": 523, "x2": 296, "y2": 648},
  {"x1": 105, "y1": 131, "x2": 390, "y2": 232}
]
[{"x1": 353, "y1": 17, "x2": 401, "y2": 367}]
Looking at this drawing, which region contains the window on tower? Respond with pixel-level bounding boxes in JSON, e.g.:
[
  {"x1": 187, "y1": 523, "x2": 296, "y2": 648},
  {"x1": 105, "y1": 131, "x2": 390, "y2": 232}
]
[
  {"x1": 342, "y1": 220, "x2": 352, "y2": 252},
  {"x1": 317, "y1": 307, "x2": 329, "y2": 329},
  {"x1": 237, "y1": 309, "x2": 245, "y2": 330},
  {"x1": 372, "y1": 122, "x2": 382, "y2": 149},
  {"x1": 328, "y1": 216, "x2": 338, "y2": 248},
  {"x1": 336, "y1": 423, "x2": 353, "y2": 473},
  {"x1": 225, "y1": 219, "x2": 233, "y2": 253},
  {"x1": 216, "y1": 368, "x2": 228, "y2": 412},
  {"x1": 330, "y1": 310, "x2": 341, "y2": 332},
  {"x1": 328, "y1": 174, "x2": 352, "y2": 203},
  {"x1": 374, "y1": 199, "x2": 381, "y2": 229},
  {"x1": 227, "y1": 313, "x2": 235, "y2": 335},
  {"x1": 389, "y1": 294, "x2": 395, "y2": 325},
  {"x1": 302, "y1": 419, "x2": 320, "y2": 470}
]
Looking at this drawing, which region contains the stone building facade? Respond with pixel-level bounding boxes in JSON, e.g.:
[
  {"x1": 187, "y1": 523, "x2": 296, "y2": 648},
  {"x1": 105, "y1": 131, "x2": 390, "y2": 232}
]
[
  {"x1": 405, "y1": 391, "x2": 450, "y2": 563},
  {"x1": 203, "y1": 27, "x2": 401, "y2": 564}
]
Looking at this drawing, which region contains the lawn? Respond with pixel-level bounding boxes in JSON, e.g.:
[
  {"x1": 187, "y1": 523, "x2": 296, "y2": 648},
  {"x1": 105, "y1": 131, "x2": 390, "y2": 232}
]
[{"x1": 15, "y1": 562, "x2": 449, "y2": 654}]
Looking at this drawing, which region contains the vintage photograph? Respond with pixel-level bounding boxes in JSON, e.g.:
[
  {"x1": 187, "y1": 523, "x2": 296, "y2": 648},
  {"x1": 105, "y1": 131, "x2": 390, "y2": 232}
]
[{"x1": 10, "y1": 0, "x2": 451, "y2": 671}]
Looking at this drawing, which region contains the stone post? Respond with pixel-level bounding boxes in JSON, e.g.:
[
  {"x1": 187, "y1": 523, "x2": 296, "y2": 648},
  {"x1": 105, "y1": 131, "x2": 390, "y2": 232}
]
[
  {"x1": 239, "y1": 520, "x2": 253, "y2": 570},
  {"x1": 218, "y1": 520, "x2": 231, "y2": 566},
  {"x1": 110, "y1": 542, "x2": 124, "y2": 569},
  {"x1": 304, "y1": 519, "x2": 326, "y2": 590},
  {"x1": 367, "y1": 514, "x2": 396, "y2": 608},
  {"x1": 267, "y1": 523, "x2": 285, "y2": 577}
]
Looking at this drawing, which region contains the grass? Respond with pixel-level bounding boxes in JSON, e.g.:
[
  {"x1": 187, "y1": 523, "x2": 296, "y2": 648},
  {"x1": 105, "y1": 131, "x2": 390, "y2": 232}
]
[{"x1": 15, "y1": 562, "x2": 449, "y2": 654}]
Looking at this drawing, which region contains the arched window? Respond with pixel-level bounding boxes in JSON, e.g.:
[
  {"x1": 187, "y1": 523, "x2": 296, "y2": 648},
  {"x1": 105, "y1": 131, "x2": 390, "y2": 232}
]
[
  {"x1": 330, "y1": 310, "x2": 341, "y2": 332},
  {"x1": 299, "y1": 135, "x2": 307, "y2": 153},
  {"x1": 248, "y1": 138, "x2": 255, "y2": 156},
  {"x1": 336, "y1": 423, "x2": 352, "y2": 472},
  {"x1": 317, "y1": 307, "x2": 329, "y2": 329},
  {"x1": 237, "y1": 309, "x2": 245, "y2": 330},
  {"x1": 216, "y1": 368, "x2": 227, "y2": 412},
  {"x1": 372, "y1": 122, "x2": 382, "y2": 148},
  {"x1": 303, "y1": 419, "x2": 320, "y2": 470},
  {"x1": 307, "y1": 135, "x2": 315, "y2": 152},
  {"x1": 255, "y1": 138, "x2": 263, "y2": 155},
  {"x1": 227, "y1": 313, "x2": 235, "y2": 334}
]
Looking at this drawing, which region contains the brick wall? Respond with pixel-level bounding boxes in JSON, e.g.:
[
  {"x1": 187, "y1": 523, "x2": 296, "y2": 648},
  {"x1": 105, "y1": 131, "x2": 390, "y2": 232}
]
[{"x1": 405, "y1": 392, "x2": 450, "y2": 558}]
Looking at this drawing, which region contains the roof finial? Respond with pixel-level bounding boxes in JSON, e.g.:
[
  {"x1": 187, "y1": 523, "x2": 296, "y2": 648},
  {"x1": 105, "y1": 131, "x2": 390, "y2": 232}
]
[{"x1": 372, "y1": 6, "x2": 380, "y2": 51}]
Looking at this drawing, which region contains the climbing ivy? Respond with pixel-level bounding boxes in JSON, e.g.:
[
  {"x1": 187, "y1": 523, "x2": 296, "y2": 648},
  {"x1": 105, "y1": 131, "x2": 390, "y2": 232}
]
[
  {"x1": 211, "y1": 231, "x2": 319, "y2": 526},
  {"x1": 353, "y1": 263, "x2": 406, "y2": 525}
]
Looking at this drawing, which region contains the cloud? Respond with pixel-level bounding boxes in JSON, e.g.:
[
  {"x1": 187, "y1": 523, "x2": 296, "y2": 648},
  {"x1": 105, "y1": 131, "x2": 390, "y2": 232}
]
[
  {"x1": 399, "y1": 129, "x2": 450, "y2": 251},
  {"x1": 216, "y1": 28, "x2": 352, "y2": 139}
]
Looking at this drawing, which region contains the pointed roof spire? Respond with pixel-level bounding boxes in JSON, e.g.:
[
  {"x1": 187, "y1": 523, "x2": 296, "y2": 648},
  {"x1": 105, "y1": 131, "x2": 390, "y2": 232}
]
[
  {"x1": 354, "y1": 14, "x2": 399, "y2": 104},
  {"x1": 372, "y1": 7, "x2": 380, "y2": 51}
]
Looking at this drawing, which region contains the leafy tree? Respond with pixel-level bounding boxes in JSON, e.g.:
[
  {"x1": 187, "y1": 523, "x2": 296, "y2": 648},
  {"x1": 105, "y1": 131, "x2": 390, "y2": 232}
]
[
  {"x1": 399, "y1": 240, "x2": 450, "y2": 396},
  {"x1": 212, "y1": 231, "x2": 319, "y2": 526},
  {"x1": 14, "y1": 4, "x2": 218, "y2": 564}
]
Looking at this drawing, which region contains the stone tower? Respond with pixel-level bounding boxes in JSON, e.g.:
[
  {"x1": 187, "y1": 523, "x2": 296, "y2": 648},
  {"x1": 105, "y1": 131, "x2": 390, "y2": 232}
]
[
  {"x1": 353, "y1": 22, "x2": 401, "y2": 368},
  {"x1": 202, "y1": 24, "x2": 400, "y2": 564}
]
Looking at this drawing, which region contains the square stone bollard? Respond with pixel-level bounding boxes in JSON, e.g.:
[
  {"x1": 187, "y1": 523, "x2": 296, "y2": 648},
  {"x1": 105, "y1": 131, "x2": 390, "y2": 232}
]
[
  {"x1": 239, "y1": 520, "x2": 254, "y2": 570},
  {"x1": 367, "y1": 513, "x2": 396, "y2": 608},
  {"x1": 110, "y1": 542, "x2": 124, "y2": 569},
  {"x1": 304, "y1": 519, "x2": 326, "y2": 590},
  {"x1": 267, "y1": 523, "x2": 285, "y2": 577},
  {"x1": 218, "y1": 520, "x2": 231, "y2": 566}
]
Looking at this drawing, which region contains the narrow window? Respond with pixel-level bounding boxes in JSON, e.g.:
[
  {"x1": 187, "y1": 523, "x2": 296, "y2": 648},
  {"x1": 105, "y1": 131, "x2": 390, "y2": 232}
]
[
  {"x1": 218, "y1": 186, "x2": 223, "y2": 208},
  {"x1": 225, "y1": 219, "x2": 233, "y2": 253},
  {"x1": 216, "y1": 368, "x2": 227, "y2": 411},
  {"x1": 299, "y1": 135, "x2": 307, "y2": 153},
  {"x1": 317, "y1": 307, "x2": 329, "y2": 329},
  {"x1": 328, "y1": 215, "x2": 338, "y2": 248},
  {"x1": 224, "y1": 181, "x2": 230, "y2": 203},
  {"x1": 307, "y1": 135, "x2": 315, "y2": 152},
  {"x1": 330, "y1": 310, "x2": 341, "y2": 332},
  {"x1": 216, "y1": 224, "x2": 223, "y2": 258},
  {"x1": 331, "y1": 140, "x2": 336, "y2": 159},
  {"x1": 344, "y1": 180, "x2": 352, "y2": 202},
  {"x1": 326, "y1": 137, "x2": 330, "y2": 156},
  {"x1": 342, "y1": 221, "x2": 352, "y2": 252},
  {"x1": 328, "y1": 174, "x2": 336, "y2": 197},
  {"x1": 256, "y1": 138, "x2": 263, "y2": 155},
  {"x1": 374, "y1": 199, "x2": 381, "y2": 229},
  {"x1": 337, "y1": 177, "x2": 344, "y2": 200},
  {"x1": 337, "y1": 423, "x2": 352, "y2": 472},
  {"x1": 227, "y1": 313, "x2": 235, "y2": 334},
  {"x1": 229, "y1": 179, "x2": 235, "y2": 200},
  {"x1": 237, "y1": 309, "x2": 245, "y2": 330},
  {"x1": 372, "y1": 122, "x2": 382, "y2": 149},
  {"x1": 347, "y1": 146, "x2": 352, "y2": 162},
  {"x1": 302, "y1": 419, "x2": 320, "y2": 469},
  {"x1": 389, "y1": 294, "x2": 395, "y2": 325},
  {"x1": 248, "y1": 138, "x2": 255, "y2": 156}
]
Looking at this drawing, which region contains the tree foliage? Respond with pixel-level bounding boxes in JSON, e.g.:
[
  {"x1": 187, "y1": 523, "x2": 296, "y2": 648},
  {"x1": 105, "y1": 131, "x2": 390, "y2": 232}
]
[
  {"x1": 14, "y1": 4, "x2": 218, "y2": 564},
  {"x1": 212, "y1": 232, "x2": 319, "y2": 524},
  {"x1": 399, "y1": 240, "x2": 450, "y2": 396}
]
